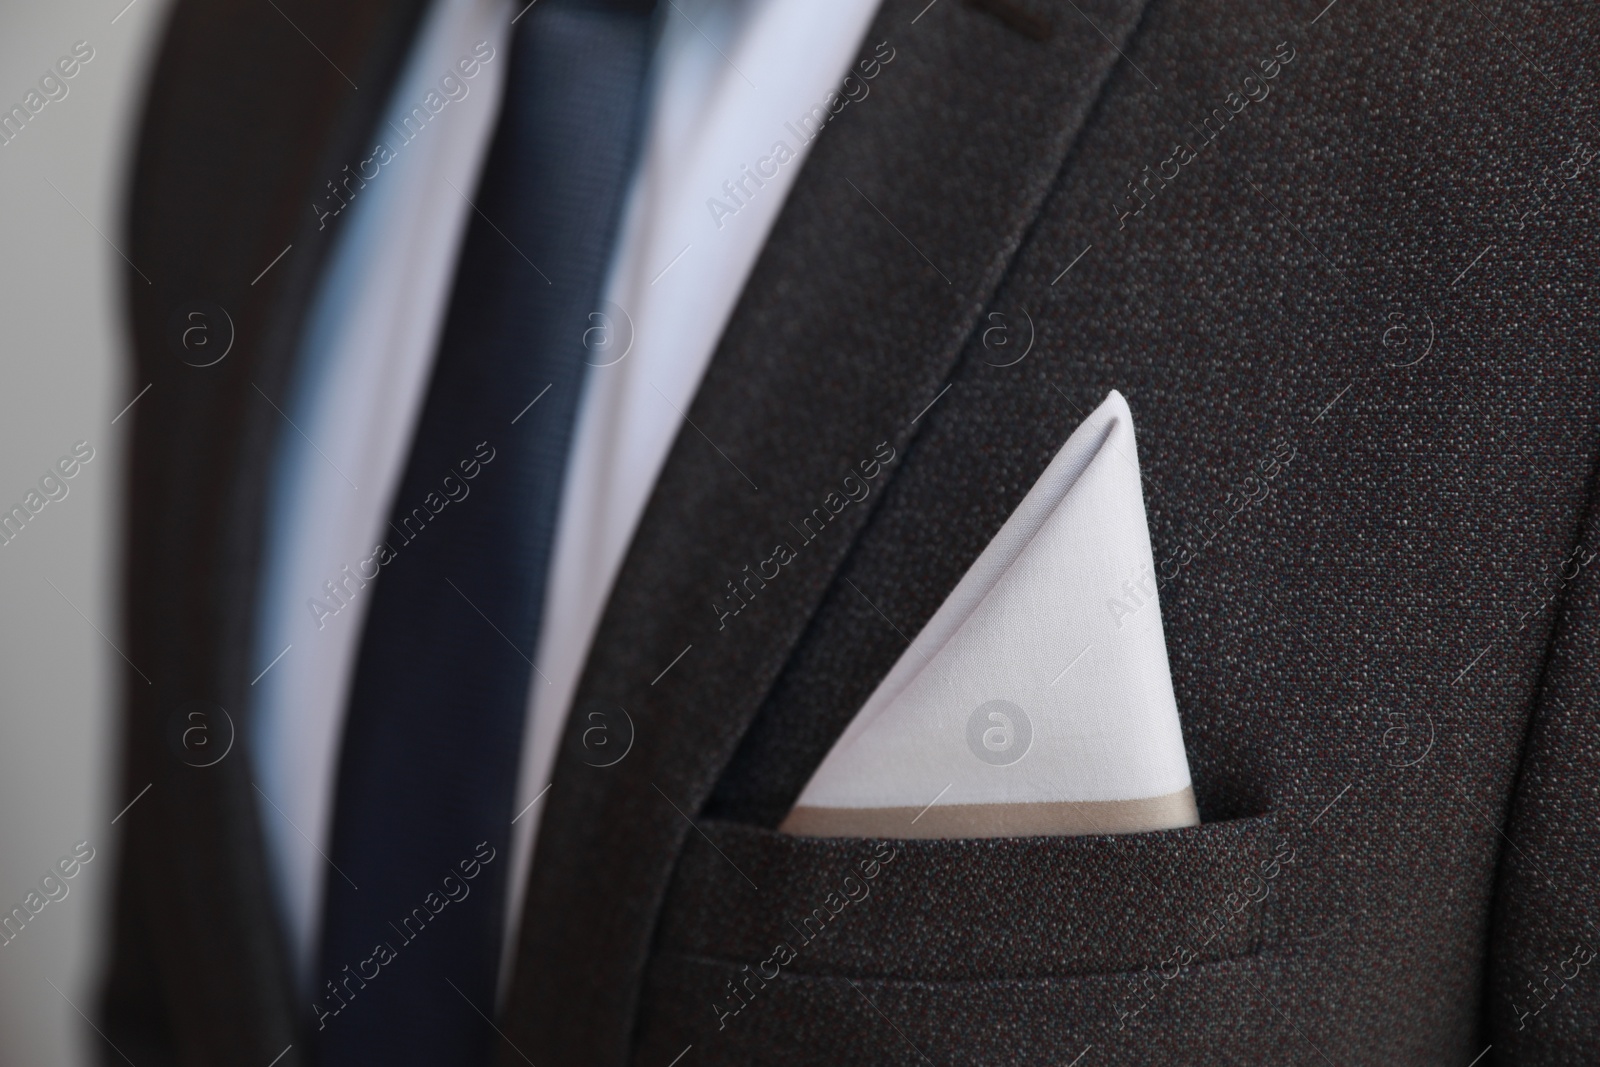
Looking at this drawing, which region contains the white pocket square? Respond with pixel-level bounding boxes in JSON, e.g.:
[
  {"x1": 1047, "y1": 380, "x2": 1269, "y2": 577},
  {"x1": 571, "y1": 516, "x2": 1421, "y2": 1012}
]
[{"x1": 781, "y1": 391, "x2": 1197, "y2": 838}]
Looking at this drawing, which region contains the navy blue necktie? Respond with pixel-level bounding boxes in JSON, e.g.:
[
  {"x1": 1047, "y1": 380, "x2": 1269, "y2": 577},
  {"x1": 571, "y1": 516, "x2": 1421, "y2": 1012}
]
[{"x1": 313, "y1": 2, "x2": 656, "y2": 1063}]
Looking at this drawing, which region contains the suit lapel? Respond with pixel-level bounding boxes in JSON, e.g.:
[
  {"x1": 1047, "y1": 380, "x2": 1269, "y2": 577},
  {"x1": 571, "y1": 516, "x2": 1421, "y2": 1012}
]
[
  {"x1": 502, "y1": 0, "x2": 1156, "y2": 1061},
  {"x1": 120, "y1": 0, "x2": 428, "y2": 1061}
]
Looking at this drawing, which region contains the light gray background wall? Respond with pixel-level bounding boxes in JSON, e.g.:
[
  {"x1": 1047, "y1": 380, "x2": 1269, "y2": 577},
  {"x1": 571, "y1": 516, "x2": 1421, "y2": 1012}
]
[{"x1": 0, "y1": 0, "x2": 171, "y2": 1062}]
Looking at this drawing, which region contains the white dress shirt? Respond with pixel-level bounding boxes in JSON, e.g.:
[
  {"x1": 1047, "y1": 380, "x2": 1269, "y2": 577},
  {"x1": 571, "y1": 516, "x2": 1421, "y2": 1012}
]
[{"x1": 248, "y1": 0, "x2": 882, "y2": 997}]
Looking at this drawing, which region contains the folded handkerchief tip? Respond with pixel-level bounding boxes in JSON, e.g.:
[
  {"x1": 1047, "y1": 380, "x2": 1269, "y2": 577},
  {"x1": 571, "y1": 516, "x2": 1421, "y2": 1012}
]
[{"x1": 782, "y1": 391, "x2": 1197, "y2": 839}]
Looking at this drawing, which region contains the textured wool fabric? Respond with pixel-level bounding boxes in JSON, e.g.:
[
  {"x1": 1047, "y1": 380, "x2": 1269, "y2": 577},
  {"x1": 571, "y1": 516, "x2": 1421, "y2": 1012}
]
[
  {"x1": 637, "y1": 815, "x2": 1284, "y2": 1060},
  {"x1": 1485, "y1": 490, "x2": 1600, "y2": 1060},
  {"x1": 784, "y1": 391, "x2": 1196, "y2": 833},
  {"x1": 106, "y1": 0, "x2": 1600, "y2": 1064}
]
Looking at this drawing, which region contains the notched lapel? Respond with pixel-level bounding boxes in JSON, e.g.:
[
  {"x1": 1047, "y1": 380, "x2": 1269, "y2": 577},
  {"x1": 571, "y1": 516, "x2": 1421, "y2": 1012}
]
[{"x1": 502, "y1": 0, "x2": 1156, "y2": 1062}]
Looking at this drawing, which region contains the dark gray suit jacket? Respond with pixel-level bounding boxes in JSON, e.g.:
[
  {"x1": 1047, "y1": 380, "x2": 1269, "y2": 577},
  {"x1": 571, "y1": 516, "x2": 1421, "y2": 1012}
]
[{"x1": 105, "y1": 0, "x2": 1600, "y2": 1063}]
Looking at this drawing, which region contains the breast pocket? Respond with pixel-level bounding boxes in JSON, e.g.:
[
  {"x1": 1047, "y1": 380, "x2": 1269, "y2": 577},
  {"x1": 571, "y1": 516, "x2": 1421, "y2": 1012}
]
[{"x1": 631, "y1": 813, "x2": 1292, "y2": 1066}]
